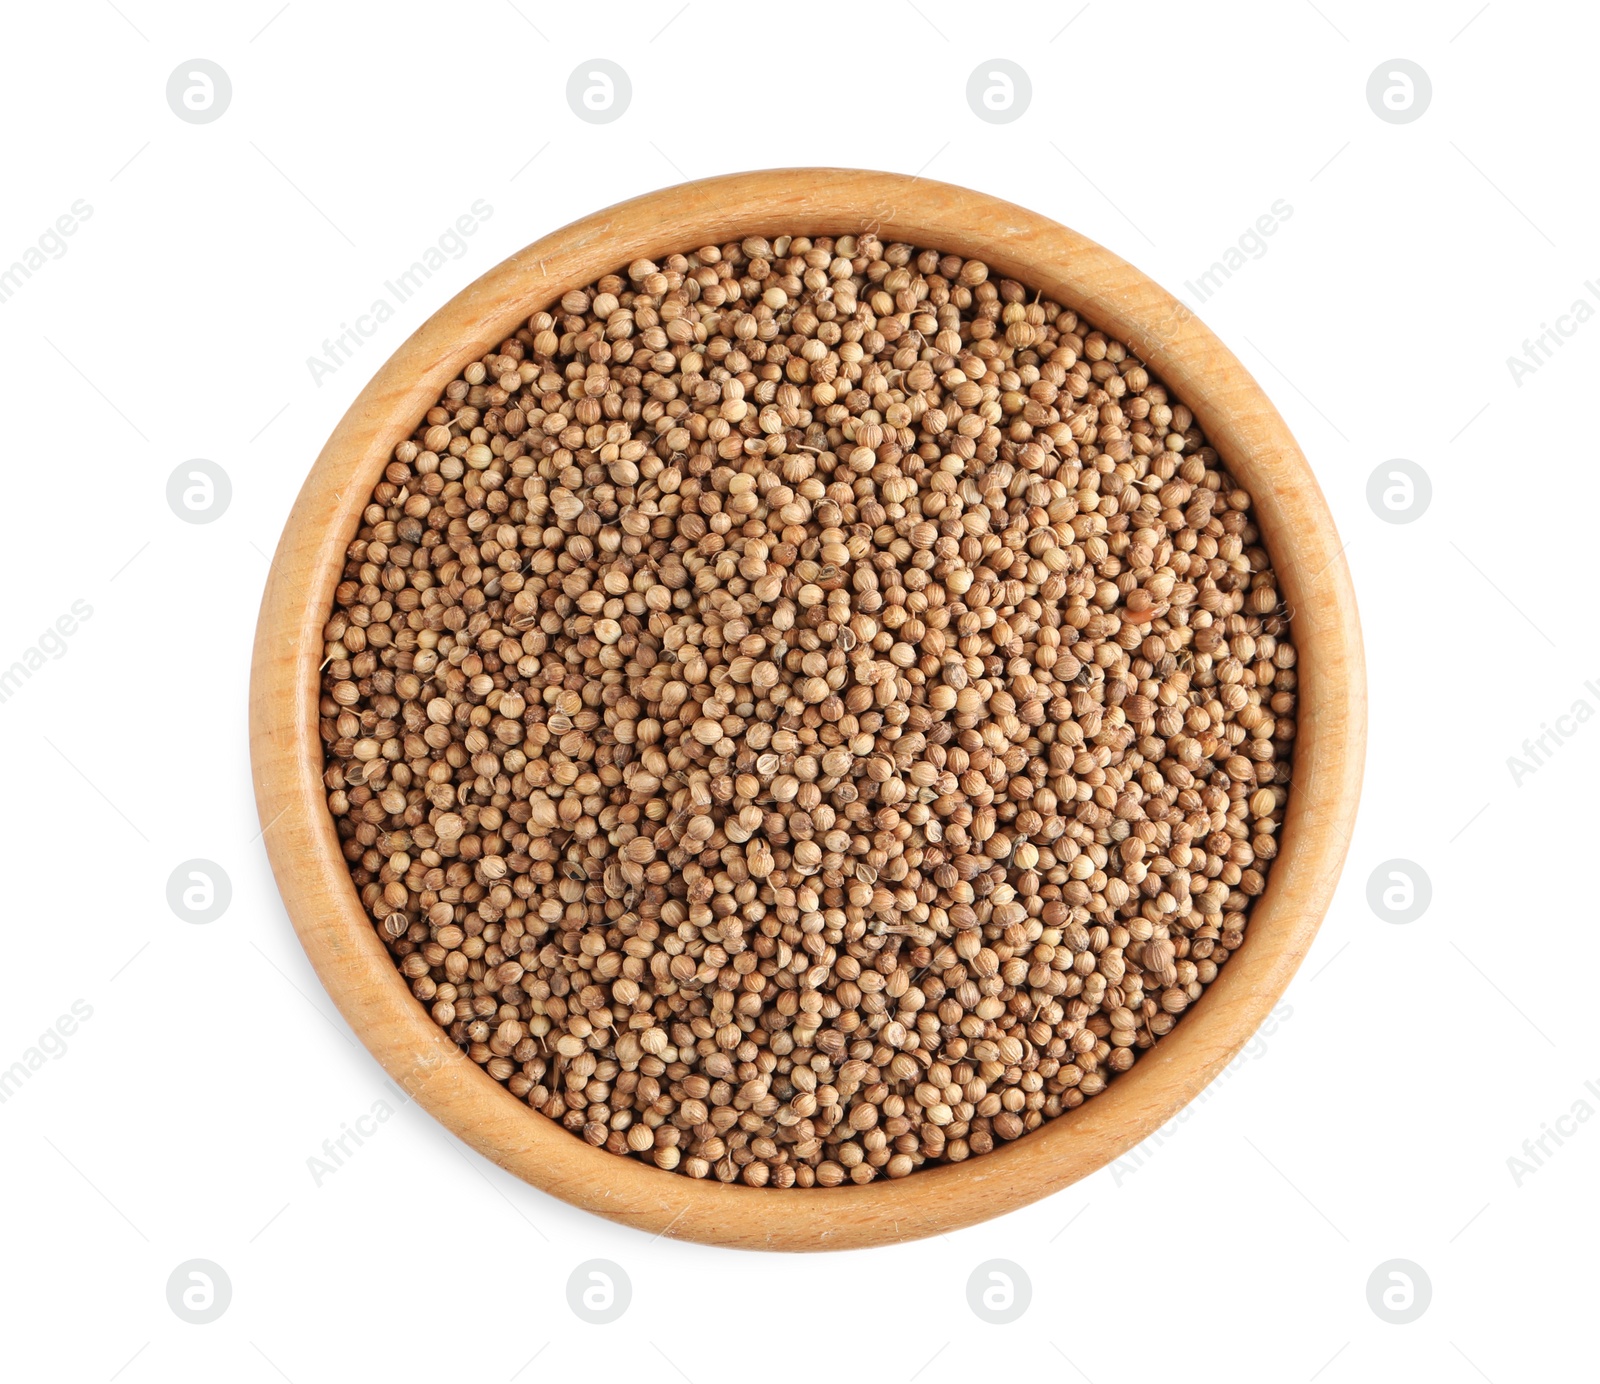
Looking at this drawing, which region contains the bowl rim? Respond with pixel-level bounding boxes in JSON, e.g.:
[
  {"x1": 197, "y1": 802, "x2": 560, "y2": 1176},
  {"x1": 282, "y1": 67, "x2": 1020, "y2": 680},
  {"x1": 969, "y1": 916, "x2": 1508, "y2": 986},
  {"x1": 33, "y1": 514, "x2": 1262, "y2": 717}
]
[{"x1": 249, "y1": 166, "x2": 1365, "y2": 1252}]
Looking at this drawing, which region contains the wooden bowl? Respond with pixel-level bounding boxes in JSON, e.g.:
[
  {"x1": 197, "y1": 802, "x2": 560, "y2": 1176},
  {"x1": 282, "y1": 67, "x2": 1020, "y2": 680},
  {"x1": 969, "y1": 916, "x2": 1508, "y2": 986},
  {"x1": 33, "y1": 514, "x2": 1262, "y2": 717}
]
[{"x1": 251, "y1": 168, "x2": 1364, "y2": 1251}]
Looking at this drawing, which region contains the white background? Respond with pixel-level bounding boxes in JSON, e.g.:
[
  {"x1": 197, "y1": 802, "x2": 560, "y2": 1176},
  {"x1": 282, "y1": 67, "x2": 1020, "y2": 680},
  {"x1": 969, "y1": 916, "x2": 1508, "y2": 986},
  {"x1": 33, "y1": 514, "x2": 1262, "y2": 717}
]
[{"x1": 0, "y1": 2, "x2": 1591, "y2": 1380}]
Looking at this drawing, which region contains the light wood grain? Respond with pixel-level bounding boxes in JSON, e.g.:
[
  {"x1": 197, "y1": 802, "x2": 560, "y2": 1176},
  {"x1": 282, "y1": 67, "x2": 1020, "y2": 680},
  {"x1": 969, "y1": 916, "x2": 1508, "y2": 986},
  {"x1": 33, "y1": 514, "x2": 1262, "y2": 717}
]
[{"x1": 250, "y1": 169, "x2": 1365, "y2": 1251}]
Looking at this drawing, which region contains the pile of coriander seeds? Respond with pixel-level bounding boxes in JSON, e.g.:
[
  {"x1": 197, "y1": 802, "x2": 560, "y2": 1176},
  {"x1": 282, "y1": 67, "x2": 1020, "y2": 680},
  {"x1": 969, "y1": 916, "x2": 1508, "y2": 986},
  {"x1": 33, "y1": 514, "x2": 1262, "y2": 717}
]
[{"x1": 319, "y1": 232, "x2": 1296, "y2": 1188}]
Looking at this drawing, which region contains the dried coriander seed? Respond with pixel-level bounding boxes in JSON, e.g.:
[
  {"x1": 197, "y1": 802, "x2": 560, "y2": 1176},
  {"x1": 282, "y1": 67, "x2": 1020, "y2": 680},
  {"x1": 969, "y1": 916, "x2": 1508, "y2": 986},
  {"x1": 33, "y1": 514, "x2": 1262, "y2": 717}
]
[{"x1": 319, "y1": 232, "x2": 1296, "y2": 1187}]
